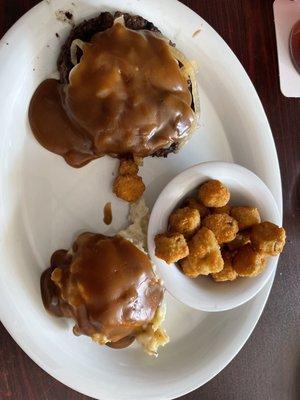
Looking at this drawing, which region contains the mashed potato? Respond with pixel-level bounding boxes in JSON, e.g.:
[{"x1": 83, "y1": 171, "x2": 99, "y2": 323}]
[{"x1": 119, "y1": 198, "x2": 169, "y2": 356}]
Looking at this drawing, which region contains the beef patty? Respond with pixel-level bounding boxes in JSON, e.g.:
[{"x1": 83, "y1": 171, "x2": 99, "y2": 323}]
[{"x1": 57, "y1": 11, "x2": 195, "y2": 157}]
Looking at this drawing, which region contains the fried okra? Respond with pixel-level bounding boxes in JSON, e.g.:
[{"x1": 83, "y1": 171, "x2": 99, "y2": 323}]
[
  {"x1": 113, "y1": 174, "x2": 145, "y2": 203},
  {"x1": 155, "y1": 233, "x2": 189, "y2": 264},
  {"x1": 180, "y1": 227, "x2": 224, "y2": 277},
  {"x1": 232, "y1": 244, "x2": 267, "y2": 277},
  {"x1": 227, "y1": 230, "x2": 251, "y2": 251},
  {"x1": 155, "y1": 175, "x2": 286, "y2": 284},
  {"x1": 114, "y1": 158, "x2": 145, "y2": 202},
  {"x1": 198, "y1": 180, "x2": 230, "y2": 208},
  {"x1": 212, "y1": 204, "x2": 231, "y2": 215},
  {"x1": 202, "y1": 213, "x2": 239, "y2": 244},
  {"x1": 250, "y1": 222, "x2": 286, "y2": 256},
  {"x1": 169, "y1": 207, "x2": 200, "y2": 237},
  {"x1": 211, "y1": 250, "x2": 238, "y2": 282},
  {"x1": 184, "y1": 197, "x2": 210, "y2": 218},
  {"x1": 118, "y1": 159, "x2": 139, "y2": 176},
  {"x1": 230, "y1": 206, "x2": 261, "y2": 230}
]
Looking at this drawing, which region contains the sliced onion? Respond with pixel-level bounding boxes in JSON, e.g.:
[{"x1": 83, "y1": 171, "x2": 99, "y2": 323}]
[
  {"x1": 113, "y1": 15, "x2": 125, "y2": 25},
  {"x1": 170, "y1": 46, "x2": 200, "y2": 119},
  {"x1": 70, "y1": 39, "x2": 85, "y2": 66},
  {"x1": 168, "y1": 47, "x2": 201, "y2": 149}
]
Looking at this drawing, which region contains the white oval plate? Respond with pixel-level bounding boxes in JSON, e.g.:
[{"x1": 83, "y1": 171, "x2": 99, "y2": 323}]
[{"x1": 0, "y1": 1, "x2": 282, "y2": 400}]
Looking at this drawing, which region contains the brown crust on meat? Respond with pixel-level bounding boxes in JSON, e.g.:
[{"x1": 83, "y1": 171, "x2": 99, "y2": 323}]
[
  {"x1": 57, "y1": 11, "x2": 160, "y2": 84},
  {"x1": 152, "y1": 142, "x2": 180, "y2": 157}
]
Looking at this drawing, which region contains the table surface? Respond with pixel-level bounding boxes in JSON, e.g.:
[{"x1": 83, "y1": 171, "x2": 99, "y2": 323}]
[{"x1": 0, "y1": 0, "x2": 299, "y2": 399}]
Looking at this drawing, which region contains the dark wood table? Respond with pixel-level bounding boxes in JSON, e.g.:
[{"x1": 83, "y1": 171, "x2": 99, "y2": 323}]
[{"x1": 0, "y1": 1, "x2": 299, "y2": 399}]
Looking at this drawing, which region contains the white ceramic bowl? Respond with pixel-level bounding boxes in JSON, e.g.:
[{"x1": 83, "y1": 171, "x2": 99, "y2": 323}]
[{"x1": 148, "y1": 162, "x2": 281, "y2": 312}]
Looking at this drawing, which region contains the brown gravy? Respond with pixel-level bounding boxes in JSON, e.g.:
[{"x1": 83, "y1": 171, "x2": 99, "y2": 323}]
[
  {"x1": 103, "y1": 202, "x2": 112, "y2": 225},
  {"x1": 29, "y1": 21, "x2": 194, "y2": 167},
  {"x1": 41, "y1": 233, "x2": 163, "y2": 347}
]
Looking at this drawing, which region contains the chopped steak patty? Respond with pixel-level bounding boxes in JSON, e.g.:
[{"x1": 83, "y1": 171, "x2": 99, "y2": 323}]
[{"x1": 57, "y1": 11, "x2": 190, "y2": 157}]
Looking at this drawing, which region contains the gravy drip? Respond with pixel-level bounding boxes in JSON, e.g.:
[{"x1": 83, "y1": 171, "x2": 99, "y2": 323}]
[{"x1": 103, "y1": 202, "x2": 112, "y2": 225}]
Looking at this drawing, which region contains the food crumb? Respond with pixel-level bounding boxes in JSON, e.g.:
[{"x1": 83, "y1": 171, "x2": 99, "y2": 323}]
[
  {"x1": 193, "y1": 29, "x2": 202, "y2": 37},
  {"x1": 6, "y1": 42, "x2": 9, "y2": 45},
  {"x1": 55, "y1": 10, "x2": 75, "y2": 26},
  {"x1": 46, "y1": 44, "x2": 50, "y2": 48},
  {"x1": 65, "y1": 11, "x2": 73, "y2": 20},
  {"x1": 55, "y1": 32, "x2": 60, "y2": 38},
  {"x1": 33, "y1": 68, "x2": 35, "y2": 71}
]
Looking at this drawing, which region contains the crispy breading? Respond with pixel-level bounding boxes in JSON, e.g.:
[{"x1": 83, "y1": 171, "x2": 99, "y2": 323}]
[
  {"x1": 184, "y1": 197, "x2": 210, "y2": 218},
  {"x1": 118, "y1": 159, "x2": 139, "y2": 175},
  {"x1": 155, "y1": 233, "x2": 189, "y2": 264},
  {"x1": 169, "y1": 207, "x2": 200, "y2": 237},
  {"x1": 227, "y1": 230, "x2": 251, "y2": 251},
  {"x1": 180, "y1": 227, "x2": 224, "y2": 277},
  {"x1": 250, "y1": 222, "x2": 286, "y2": 256},
  {"x1": 230, "y1": 206, "x2": 261, "y2": 230},
  {"x1": 202, "y1": 213, "x2": 238, "y2": 244},
  {"x1": 232, "y1": 243, "x2": 267, "y2": 277},
  {"x1": 198, "y1": 180, "x2": 230, "y2": 207},
  {"x1": 212, "y1": 204, "x2": 231, "y2": 215},
  {"x1": 211, "y1": 250, "x2": 238, "y2": 282},
  {"x1": 113, "y1": 174, "x2": 145, "y2": 202}
]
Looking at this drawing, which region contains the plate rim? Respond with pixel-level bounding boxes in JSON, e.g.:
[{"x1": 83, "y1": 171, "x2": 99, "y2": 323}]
[{"x1": 0, "y1": 1, "x2": 282, "y2": 399}]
